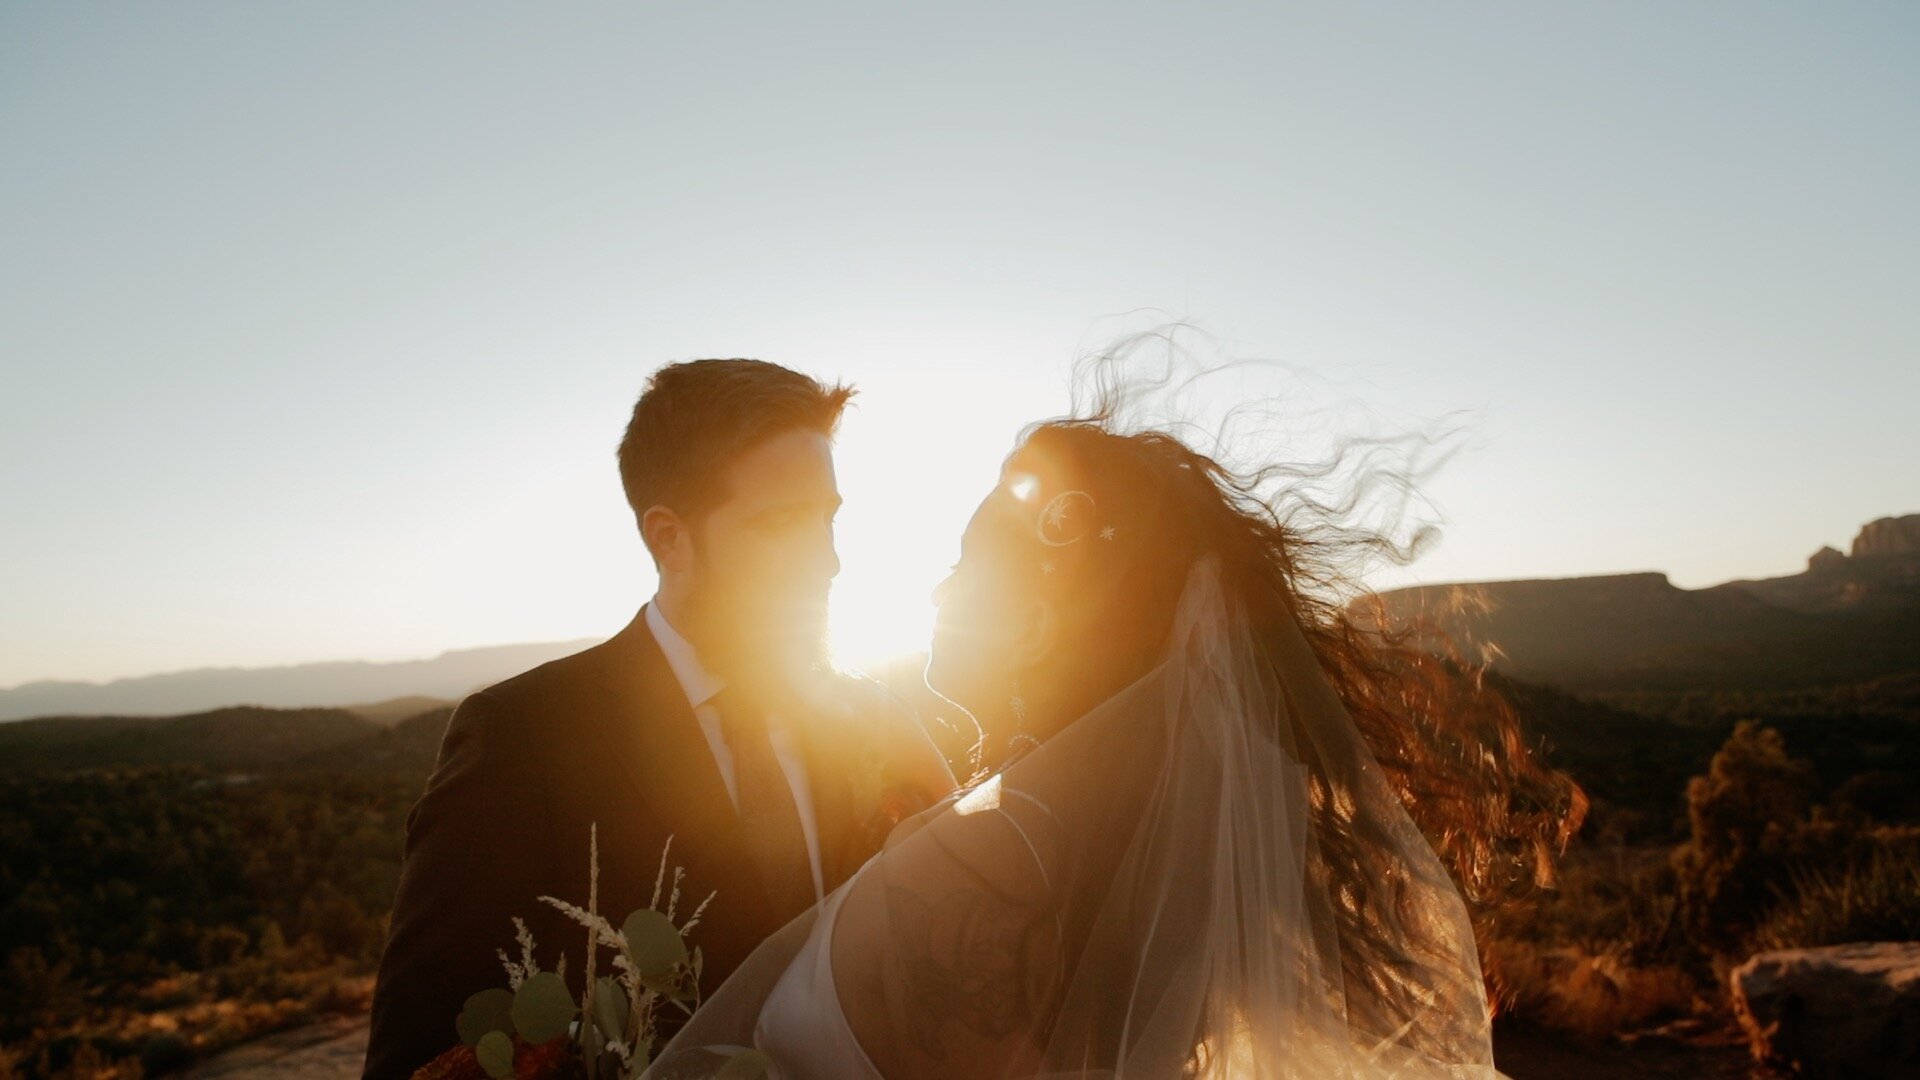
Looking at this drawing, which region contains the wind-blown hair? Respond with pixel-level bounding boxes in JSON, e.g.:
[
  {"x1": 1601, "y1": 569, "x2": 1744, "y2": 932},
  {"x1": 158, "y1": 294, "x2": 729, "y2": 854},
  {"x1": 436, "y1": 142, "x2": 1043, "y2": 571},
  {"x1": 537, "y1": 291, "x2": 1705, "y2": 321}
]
[{"x1": 1007, "y1": 328, "x2": 1587, "y2": 1013}]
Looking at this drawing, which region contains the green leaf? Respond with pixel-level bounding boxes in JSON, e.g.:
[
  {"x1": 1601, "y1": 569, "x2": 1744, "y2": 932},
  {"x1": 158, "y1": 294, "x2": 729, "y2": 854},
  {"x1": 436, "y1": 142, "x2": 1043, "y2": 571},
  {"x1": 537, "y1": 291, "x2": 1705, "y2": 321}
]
[
  {"x1": 475, "y1": 1031, "x2": 515, "y2": 1079},
  {"x1": 456, "y1": 987, "x2": 516, "y2": 1047},
  {"x1": 591, "y1": 975, "x2": 627, "y2": 1040},
  {"x1": 510, "y1": 971, "x2": 576, "y2": 1044},
  {"x1": 715, "y1": 1049, "x2": 772, "y2": 1079},
  {"x1": 622, "y1": 908, "x2": 688, "y2": 976},
  {"x1": 638, "y1": 967, "x2": 681, "y2": 995}
]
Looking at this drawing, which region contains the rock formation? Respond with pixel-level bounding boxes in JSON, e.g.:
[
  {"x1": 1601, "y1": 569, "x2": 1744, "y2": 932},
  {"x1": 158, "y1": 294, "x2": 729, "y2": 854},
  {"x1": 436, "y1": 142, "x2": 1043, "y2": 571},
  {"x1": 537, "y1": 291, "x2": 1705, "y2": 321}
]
[
  {"x1": 1853, "y1": 513, "x2": 1920, "y2": 559},
  {"x1": 1808, "y1": 545, "x2": 1848, "y2": 574},
  {"x1": 1730, "y1": 941, "x2": 1920, "y2": 1077}
]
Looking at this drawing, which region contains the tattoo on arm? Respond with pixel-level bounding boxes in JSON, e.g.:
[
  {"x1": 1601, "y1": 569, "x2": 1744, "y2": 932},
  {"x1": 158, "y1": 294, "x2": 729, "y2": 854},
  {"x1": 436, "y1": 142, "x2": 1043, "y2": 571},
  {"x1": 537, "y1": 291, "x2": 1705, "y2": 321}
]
[{"x1": 886, "y1": 884, "x2": 1059, "y2": 1060}]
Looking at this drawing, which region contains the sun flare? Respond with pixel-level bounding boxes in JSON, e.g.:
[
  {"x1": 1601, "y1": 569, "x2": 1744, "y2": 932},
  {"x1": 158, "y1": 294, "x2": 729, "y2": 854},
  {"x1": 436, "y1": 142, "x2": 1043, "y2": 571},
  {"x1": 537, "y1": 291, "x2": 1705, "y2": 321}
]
[{"x1": 828, "y1": 569, "x2": 936, "y2": 674}]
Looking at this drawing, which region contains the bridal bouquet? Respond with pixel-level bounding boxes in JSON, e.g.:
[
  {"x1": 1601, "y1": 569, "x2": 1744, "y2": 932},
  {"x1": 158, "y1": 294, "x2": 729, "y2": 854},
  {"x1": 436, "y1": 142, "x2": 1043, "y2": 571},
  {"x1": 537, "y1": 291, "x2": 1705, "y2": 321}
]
[{"x1": 411, "y1": 827, "x2": 766, "y2": 1080}]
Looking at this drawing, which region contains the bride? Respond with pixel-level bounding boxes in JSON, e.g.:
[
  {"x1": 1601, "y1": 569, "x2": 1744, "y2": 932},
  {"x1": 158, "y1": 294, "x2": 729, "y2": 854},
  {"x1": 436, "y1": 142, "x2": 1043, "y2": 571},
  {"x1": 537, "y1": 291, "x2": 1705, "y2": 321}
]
[{"x1": 648, "y1": 364, "x2": 1584, "y2": 1078}]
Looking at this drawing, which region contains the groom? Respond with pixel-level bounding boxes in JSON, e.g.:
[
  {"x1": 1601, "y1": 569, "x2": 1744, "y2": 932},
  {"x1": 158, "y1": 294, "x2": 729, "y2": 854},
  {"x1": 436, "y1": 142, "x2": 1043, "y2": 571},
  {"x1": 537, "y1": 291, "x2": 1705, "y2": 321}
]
[{"x1": 364, "y1": 359, "x2": 944, "y2": 1079}]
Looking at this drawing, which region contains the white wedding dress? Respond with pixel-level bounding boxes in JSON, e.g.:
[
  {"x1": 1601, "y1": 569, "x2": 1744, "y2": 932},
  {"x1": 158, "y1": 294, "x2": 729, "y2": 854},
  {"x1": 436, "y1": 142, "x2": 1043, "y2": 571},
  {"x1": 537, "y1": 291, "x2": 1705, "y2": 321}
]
[
  {"x1": 751, "y1": 861, "x2": 886, "y2": 1079},
  {"x1": 648, "y1": 558, "x2": 1509, "y2": 1079}
]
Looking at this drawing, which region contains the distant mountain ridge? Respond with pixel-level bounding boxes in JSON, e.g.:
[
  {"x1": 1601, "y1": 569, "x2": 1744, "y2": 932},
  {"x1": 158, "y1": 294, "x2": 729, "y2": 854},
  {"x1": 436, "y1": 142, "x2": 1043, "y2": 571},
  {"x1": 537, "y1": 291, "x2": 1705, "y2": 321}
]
[
  {"x1": 8, "y1": 514, "x2": 1914, "y2": 722},
  {"x1": 0, "y1": 700, "x2": 454, "y2": 774},
  {"x1": 1725, "y1": 513, "x2": 1920, "y2": 615},
  {"x1": 0, "y1": 640, "x2": 595, "y2": 723},
  {"x1": 1365, "y1": 513, "x2": 1920, "y2": 694}
]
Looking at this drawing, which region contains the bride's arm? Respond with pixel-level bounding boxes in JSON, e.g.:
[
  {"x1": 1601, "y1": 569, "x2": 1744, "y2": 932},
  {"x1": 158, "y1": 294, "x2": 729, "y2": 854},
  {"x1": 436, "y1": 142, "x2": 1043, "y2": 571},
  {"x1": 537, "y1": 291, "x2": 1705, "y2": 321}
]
[{"x1": 829, "y1": 802, "x2": 1059, "y2": 1079}]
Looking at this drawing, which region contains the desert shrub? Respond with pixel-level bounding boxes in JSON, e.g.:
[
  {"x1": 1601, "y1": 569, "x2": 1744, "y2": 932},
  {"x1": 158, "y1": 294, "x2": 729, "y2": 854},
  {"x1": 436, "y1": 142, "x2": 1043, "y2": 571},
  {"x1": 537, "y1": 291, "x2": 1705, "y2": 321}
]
[
  {"x1": 1484, "y1": 937, "x2": 1699, "y2": 1039},
  {"x1": 137, "y1": 1034, "x2": 189, "y2": 1077},
  {"x1": 0, "y1": 949, "x2": 82, "y2": 1043},
  {"x1": 1749, "y1": 836, "x2": 1920, "y2": 952},
  {"x1": 195, "y1": 926, "x2": 249, "y2": 969},
  {"x1": 1489, "y1": 841, "x2": 1680, "y2": 961},
  {"x1": 1671, "y1": 721, "x2": 1843, "y2": 953}
]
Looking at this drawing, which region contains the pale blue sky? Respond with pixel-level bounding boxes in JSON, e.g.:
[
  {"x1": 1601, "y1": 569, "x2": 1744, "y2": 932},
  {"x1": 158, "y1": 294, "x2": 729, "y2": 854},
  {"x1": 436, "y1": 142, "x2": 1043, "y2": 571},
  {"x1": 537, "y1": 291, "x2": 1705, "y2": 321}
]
[{"x1": 3, "y1": 2, "x2": 1915, "y2": 687}]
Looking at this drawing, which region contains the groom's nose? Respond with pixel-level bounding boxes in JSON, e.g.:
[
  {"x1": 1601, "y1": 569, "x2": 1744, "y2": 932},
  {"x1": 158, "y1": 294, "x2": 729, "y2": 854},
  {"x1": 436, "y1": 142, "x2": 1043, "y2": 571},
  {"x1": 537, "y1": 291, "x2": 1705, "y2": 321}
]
[{"x1": 806, "y1": 520, "x2": 840, "y2": 583}]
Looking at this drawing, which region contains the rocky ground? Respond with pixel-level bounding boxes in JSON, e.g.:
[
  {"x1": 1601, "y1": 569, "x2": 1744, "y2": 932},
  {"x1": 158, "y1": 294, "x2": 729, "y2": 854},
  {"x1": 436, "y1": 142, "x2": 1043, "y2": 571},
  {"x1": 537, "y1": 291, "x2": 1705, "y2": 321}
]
[
  {"x1": 181, "y1": 1016, "x2": 1772, "y2": 1079},
  {"x1": 182, "y1": 1017, "x2": 372, "y2": 1080},
  {"x1": 1494, "y1": 1021, "x2": 1775, "y2": 1079}
]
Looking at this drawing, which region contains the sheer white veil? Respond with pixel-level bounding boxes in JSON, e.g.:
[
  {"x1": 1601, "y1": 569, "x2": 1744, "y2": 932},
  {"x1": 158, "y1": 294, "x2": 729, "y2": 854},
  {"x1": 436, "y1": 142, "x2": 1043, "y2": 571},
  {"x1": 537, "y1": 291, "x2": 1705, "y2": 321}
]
[{"x1": 647, "y1": 555, "x2": 1507, "y2": 1079}]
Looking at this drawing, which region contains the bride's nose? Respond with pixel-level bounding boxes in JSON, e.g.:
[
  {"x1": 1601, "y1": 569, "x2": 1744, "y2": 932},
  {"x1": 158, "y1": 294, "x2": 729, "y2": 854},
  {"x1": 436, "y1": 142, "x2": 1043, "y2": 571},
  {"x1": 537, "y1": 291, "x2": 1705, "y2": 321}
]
[{"x1": 930, "y1": 573, "x2": 953, "y2": 607}]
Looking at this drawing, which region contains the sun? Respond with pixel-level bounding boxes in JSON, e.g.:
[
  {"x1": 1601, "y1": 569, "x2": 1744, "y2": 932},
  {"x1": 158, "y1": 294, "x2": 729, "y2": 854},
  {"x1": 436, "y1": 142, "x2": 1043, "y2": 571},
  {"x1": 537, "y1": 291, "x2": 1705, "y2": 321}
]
[
  {"x1": 824, "y1": 495, "x2": 955, "y2": 674},
  {"x1": 817, "y1": 390, "x2": 1008, "y2": 676},
  {"x1": 828, "y1": 568, "x2": 935, "y2": 675}
]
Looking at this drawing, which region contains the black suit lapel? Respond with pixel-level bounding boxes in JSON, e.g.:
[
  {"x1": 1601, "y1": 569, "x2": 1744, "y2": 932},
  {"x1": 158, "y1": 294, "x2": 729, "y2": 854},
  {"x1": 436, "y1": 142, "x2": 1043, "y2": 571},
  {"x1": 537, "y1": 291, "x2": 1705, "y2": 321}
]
[
  {"x1": 582, "y1": 609, "x2": 874, "y2": 923},
  {"x1": 590, "y1": 607, "x2": 776, "y2": 920}
]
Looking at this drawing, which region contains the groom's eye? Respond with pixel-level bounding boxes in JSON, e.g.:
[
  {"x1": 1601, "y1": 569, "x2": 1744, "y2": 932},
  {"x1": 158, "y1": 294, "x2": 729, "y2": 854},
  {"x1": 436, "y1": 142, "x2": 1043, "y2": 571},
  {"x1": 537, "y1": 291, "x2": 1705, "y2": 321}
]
[{"x1": 756, "y1": 505, "x2": 824, "y2": 531}]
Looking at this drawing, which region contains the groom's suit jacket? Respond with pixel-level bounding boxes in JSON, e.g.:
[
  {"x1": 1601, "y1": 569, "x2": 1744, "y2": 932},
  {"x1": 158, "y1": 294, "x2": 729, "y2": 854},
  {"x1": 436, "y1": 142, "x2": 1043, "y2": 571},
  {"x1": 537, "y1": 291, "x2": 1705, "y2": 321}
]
[{"x1": 363, "y1": 605, "x2": 876, "y2": 1080}]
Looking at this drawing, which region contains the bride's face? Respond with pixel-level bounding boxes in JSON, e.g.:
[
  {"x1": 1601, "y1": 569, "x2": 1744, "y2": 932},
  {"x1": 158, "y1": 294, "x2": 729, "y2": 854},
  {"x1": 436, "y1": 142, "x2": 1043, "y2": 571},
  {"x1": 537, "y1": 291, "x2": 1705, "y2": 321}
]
[{"x1": 926, "y1": 478, "x2": 1048, "y2": 714}]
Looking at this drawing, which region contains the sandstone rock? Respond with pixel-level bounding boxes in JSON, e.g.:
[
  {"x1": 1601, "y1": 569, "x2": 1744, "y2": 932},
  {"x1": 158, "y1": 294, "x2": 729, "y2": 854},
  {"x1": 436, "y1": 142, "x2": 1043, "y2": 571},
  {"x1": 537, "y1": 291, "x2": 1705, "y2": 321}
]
[
  {"x1": 1807, "y1": 545, "x2": 1848, "y2": 574},
  {"x1": 1851, "y1": 514, "x2": 1920, "y2": 558},
  {"x1": 1730, "y1": 940, "x2": 1920, "y2": 1078}
]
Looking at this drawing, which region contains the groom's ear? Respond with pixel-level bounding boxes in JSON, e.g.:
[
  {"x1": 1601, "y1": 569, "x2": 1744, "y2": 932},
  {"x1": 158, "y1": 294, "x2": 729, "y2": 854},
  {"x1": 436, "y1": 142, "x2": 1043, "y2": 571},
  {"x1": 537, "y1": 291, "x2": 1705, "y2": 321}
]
[
  {"x1": 1012, "y1": 599, "x2": 1059, "y2": 669},
  {"x1": 640, "y1": 505, "x2": 693, "y2": 573}
]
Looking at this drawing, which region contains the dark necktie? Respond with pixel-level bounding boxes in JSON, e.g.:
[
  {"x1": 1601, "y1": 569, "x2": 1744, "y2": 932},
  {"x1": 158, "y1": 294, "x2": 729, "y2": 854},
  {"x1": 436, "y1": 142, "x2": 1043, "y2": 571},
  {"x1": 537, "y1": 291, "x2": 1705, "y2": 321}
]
[{"x1": 714, "y1": 689, "x2": 818, "y2": 915}]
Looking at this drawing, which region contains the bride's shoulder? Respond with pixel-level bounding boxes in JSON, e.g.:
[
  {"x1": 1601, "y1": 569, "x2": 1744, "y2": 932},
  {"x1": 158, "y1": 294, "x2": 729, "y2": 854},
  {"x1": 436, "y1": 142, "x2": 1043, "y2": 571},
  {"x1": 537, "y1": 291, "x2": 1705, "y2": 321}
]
[{"x1": 889, "y1": 774, "x2": 1061, "y2": 905}]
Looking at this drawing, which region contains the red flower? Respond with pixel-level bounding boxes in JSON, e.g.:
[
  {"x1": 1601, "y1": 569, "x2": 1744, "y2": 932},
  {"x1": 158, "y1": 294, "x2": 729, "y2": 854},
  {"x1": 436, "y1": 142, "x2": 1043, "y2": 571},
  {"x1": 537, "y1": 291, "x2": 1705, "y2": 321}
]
[
  {"x1": 410, "y1": 1036, "x2": 583, "y2": 1080},
  {"x1": 863, "y1": 783, "x2": 933, "y2": 851}
]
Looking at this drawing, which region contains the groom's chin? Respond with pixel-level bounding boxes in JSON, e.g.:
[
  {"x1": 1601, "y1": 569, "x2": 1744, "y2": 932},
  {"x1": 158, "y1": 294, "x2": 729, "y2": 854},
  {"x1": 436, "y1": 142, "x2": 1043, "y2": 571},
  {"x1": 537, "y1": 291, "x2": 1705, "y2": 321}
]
[{"x1": 714, "y1": 631, "x2": 823, "y2": 680}]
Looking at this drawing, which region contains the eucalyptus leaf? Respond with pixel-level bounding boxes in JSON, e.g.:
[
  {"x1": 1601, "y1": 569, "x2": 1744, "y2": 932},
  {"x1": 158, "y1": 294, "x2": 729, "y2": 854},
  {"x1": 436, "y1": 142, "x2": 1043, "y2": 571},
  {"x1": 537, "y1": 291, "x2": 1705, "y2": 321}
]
[
  {"x1": 591, "y1": 975, "x2": 628, "y2": 1040},
  {"x1": 714, "y1": 1049, "x2": 772, "y2": 1079},
  {"x1": 511, "y1": 971, "x2": 576, "y2": 1044},
  {"x1": 475, "y1": 1031, "x2": 515, "y2": 1079},
  {"x1": 456, "y1": 987, "x2": 515, "y2": 1047},
  {"x1": 622, "y1": 908, "x2": 688, "y2": 976}
]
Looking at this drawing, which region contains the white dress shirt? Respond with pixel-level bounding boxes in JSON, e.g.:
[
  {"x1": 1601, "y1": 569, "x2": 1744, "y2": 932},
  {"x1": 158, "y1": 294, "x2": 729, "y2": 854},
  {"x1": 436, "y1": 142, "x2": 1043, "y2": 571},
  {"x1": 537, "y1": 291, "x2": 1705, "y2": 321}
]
[{"x1": 645, "y1": 601, "x2": 824, "y2": 901}]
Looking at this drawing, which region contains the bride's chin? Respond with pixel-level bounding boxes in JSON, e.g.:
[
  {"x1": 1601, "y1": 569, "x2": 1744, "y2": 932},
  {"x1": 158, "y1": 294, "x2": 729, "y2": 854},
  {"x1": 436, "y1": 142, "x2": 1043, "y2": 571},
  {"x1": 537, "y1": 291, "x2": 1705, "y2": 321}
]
[
  {"x1": 921, "y1": 652, "x2": 951, "y2": 699},
  {"x1": 921, "y1": 653, "x2": 971, "y2": 714}
]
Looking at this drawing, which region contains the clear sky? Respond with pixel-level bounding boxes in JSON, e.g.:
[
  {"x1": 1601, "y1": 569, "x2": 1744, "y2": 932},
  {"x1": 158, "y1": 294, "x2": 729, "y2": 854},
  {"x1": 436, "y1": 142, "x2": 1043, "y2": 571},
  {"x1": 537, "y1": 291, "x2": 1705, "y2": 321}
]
[{"x1": 3, "y1": 2, "x2": 1916, "y2": 687}]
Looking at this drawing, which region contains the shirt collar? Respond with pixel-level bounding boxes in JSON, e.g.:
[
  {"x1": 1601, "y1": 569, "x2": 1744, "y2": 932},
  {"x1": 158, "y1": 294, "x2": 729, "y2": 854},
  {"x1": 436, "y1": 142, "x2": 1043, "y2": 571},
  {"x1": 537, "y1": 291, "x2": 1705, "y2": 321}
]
[{"x1": 644, "y1": 600, "x2": 727, "y2": 712}]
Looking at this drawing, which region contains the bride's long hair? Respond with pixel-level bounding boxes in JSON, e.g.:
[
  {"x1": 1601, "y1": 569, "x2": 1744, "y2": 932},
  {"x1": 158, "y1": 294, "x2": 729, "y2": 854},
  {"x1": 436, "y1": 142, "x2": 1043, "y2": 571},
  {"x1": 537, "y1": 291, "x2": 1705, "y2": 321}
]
[{"x1": 1012, "y1": 329, "x2": 1587, "y2": 1013}]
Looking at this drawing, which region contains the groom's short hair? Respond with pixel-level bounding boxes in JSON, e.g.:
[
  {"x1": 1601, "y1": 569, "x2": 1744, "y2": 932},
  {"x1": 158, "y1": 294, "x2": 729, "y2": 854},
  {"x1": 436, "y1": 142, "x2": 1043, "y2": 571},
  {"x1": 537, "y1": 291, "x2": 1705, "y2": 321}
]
[{"x1": 618, "y1": 358, "x2": 854, "y2": 530}]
